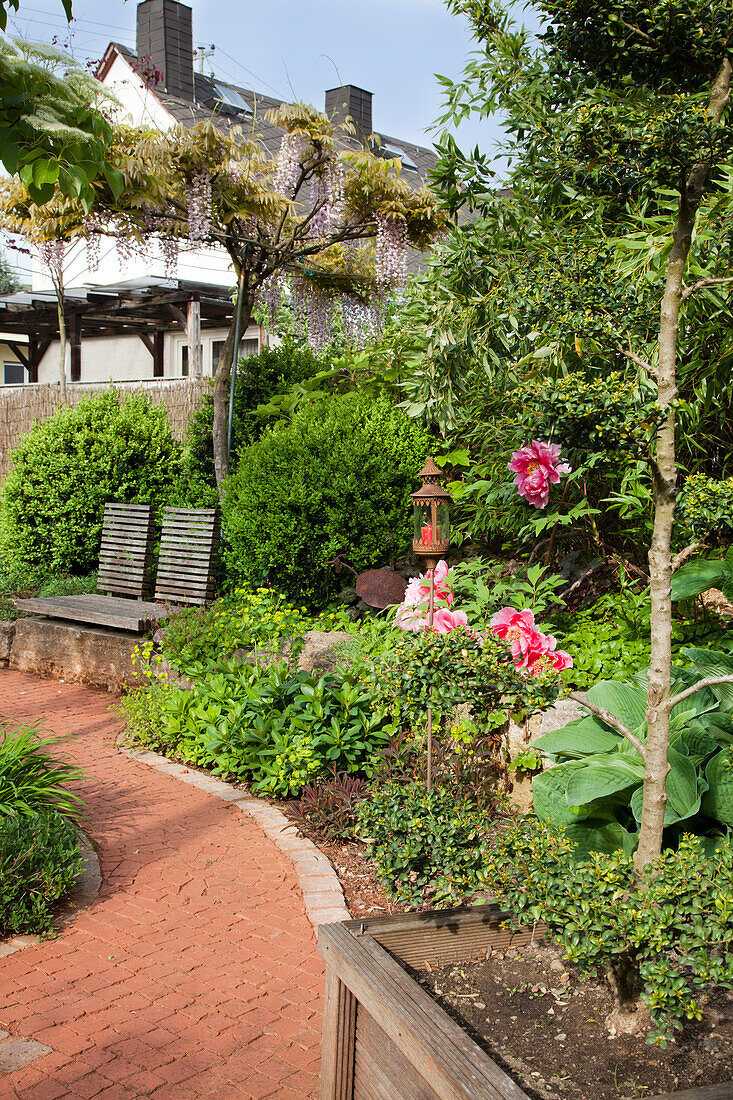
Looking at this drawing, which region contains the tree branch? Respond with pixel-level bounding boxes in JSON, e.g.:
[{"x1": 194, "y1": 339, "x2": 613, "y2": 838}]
[
  {"x1": 681, "y1": 275, "x2": 733, "y2": 301},
  {"x1": 667, "y1": 675, "x2": 733, "y2": 711},
  {"x1": 618, "y1": 19, "x2": 662, "y2": 51},
  {"x1": 671, "y1": 541, "x2": 707, "y2": 572},
  {"x1": 616, "y1": 343, "x2": 655, "y2": 374},
  {"x1": 568, "y1": 692, "x2": 646, "y2": 760}
]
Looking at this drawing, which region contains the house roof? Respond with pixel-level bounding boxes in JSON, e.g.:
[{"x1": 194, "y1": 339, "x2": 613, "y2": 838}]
[{"x1": 98, "y1": 42, "x2": 438, "y2": 187}]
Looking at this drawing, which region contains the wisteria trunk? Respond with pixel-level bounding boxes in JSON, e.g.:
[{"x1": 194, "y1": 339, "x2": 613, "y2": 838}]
[
  {"x1": 634, "y1": 57, "x2": 731, "y2": 876},
  {"x1": 212, "y1": 296, "x2": 254, "y2": 491}
]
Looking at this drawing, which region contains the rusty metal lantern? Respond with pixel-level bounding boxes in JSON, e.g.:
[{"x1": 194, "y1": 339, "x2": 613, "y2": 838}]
[{"x1": 411, "y1": 456, "x2": 452, "y2": 570}]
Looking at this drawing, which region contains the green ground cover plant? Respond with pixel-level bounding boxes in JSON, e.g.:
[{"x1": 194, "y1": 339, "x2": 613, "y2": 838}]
[
  {"x1": 0, "y1": 721, "x2": 84, "y2": 935},
  {"x1": 0, "y1": 808, "x2": 81, "y2": 936}
]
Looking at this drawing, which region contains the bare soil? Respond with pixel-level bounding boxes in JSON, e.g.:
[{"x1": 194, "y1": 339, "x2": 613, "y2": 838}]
[{"x1": 419, "y1": 942, "x2": 733, "y2": 1100}]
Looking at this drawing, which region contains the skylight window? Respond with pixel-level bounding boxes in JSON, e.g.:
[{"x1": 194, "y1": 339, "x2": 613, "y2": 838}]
[
  {"x1": 382, "y1": 143, "x2": 418, "y2": 171},
  {"x1": 213, "y1": 82, "x2": 251, "y2": 116}
]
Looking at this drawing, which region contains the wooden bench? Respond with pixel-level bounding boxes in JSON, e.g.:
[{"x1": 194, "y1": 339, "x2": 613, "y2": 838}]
[
  {"x1": 13, "y1": 504, "x2": 220, "y2": 632},
  {"x1": 154, "y1": 507, "x2": 220, "y2": 606}
]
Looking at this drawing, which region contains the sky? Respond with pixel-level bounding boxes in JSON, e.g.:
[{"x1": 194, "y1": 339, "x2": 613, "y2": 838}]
[{"x1": 5, "y1": 0, "x2": 534, "y2": 161}]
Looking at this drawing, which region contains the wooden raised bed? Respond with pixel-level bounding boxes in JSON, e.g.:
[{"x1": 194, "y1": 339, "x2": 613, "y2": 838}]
[{"x1": 318, "y1": 903, "x2": 733, "y2": 1100}]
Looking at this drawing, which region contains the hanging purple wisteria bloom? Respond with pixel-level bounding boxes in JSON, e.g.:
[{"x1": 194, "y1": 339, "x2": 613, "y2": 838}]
[
  {"x1": 186, "y1": 171, "x2": 213, "y2": 242},
  {"x1": 159, "y1": 236, "x2": 179, "y2": 279},
  {"x1": 375, "y1": 213, "x2": 408, "y2": 286},
  {"x1": 342, "y1": 292, "x2": 387, "y2": 348},
  {"x1": 274, "y1": 133, "x2": 303, "y2": 198},
  {"x1": 291, "y1": 278, "x2": 334, "y2": 351},
  {"x1": 259, "y1": 272, "x2": 285, "y2": 327},
  {"x1": 38, "y1": 238, "x2": 65, "y2": 275}
]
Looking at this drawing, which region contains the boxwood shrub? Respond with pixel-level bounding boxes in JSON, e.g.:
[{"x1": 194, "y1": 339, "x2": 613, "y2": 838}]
[
  {"x1": 222, "y1": 392, "x2": 432, "y2": 607},
  {"x1": 0, "y1": 390, "x2": 184, "y2": 578}
]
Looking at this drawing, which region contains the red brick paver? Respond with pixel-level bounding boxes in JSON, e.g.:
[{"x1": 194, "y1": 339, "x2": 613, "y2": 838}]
[{"x1": 0, "y1": 671, "x2": 324, "y2": 1099}]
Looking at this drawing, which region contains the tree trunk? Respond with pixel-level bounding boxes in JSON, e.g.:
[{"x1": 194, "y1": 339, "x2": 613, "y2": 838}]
[
  {"x1": 634, "y1": 57, "x2": 732, "y2": 875},
  {"x1": 212, "y1": 295, "x2": 254, "y2": 490},
  {"x1": 53, "y1": 272, "x2": 67, "y2": 401}
]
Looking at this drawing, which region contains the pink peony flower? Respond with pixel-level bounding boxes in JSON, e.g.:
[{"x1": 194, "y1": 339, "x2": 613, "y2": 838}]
[
  {"x1": 508, "y1": 440, "x2": 571, "y2": 509},
  {"x1": 490, "y1": 606, "x2": 535, "y2": 641},
  {"x1": 491, "y1": 604, "x2": 571, "y2": 677},
  {"x1": 549, "y1": 649, "x2": 573, "y2": 672},
  {"x1": 395, "y1": 604, "x2": 427, "y2": 632},
  {"x1": 431, "y1": 608, "x2": 469, "y2": 634},
  {"x1": 403, "y1": 560, "x2": 454, "y2": 608}
]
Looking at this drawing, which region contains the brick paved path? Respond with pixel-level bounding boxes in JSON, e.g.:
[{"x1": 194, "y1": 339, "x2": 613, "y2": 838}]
[{"x1": 0, "y1": 670, "x2": 324, "y2": 1099}]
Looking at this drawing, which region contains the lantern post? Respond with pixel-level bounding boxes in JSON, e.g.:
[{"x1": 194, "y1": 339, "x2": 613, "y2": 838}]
[{"x1": 411, "y1": 457, "x2": 452, "y2": 790}]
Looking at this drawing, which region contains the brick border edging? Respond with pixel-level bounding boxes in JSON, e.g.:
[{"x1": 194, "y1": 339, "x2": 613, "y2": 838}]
[
  {"x1": 118, "y1": 741, "x2": 350, "y2": 927},
  {"x1": 0, "y1": 828, "x2": 102, "y2": 959}
]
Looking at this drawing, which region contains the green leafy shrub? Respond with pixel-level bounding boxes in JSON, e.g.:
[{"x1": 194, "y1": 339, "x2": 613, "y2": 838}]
[
  {"x1": 481, "y1": 819, "x2": 733, "y2": 1044},
  {"x1": 222, "y1": 392, "x2": 432, "y2": 607},
  {"x1": 0, "y1": 390, "x2": 184, "y2": 577},
  {"x1": 531, "y1": 649, "x2": 733, "y2": 857},
  {"x1": 357, "y1": 782, "x2": 489, "y2": 906},
  {"x1": 154, "y1": 583, "x2": 322, "y2": 671},
  {"x1": 0, "y1": 808, "x2": 82, "y2": 936},
  {"x1": 120, "y1": 658, "x2": 395, "y2": 798},
  {"x1": 0, "y1": 723, "x2": 84, "y2": 821},
  {"x1": 678, "y1": 473, "x2": 733, "y2": 539},
  {"x1": 186, "y1": 343, "x2": 325, "y2": 484}
]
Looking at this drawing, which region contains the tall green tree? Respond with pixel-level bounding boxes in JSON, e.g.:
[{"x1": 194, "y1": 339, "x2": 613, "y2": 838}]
[{"x1": 432, "y1": 0, "x2": 733, "y2": 873}]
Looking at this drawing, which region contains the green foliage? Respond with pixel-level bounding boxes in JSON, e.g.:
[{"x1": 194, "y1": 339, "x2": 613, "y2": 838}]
[
  {"x1": 0, "y1": 34, "x2": 115, "y2": 209},
  {"x1": 0, "y1": 390, "x2": 184, "y2": 578},
  {"x1": 451, "y1": 559, "x2": 566, "y2": 623},
  {"x1": 120, "y1": 658, "x2": 395, "y2": 798},
  {"x1": 186, "y1": 344, "x2": 325, "y2": 484},
  {"x1": 678, "y1": 473, "x2": 733, "y2": 539},
  {"x1": 357, "y1": 782, "x2": 489, "y2": 906},
  {"x1": 672, "y1": 547, "x2": 733, "y2": 602},
  {"x1": 481, "y1": 819, "x2": 733, "y2": 1044},
  {"x1": 0, "y1": 807, "x2": 81, "y2": 936},
  {"x1": 531, "y1": 649, "x2": 733, "y2": 855},
  {"x1": 373, "y1": 626, "x2": 559, "y2": 730},
  {"x1": 222, "y1": 392, "x2": 432, "y2": 607},
  {"x1": 0, "y1": 722, "x2": 84, "y2": 821},
  {"x1": 286, "y1": 770, "x2": 368, "y2": 842},
  {"x1": 152, "y1": 583, "x2": 323, "y2": 672}
]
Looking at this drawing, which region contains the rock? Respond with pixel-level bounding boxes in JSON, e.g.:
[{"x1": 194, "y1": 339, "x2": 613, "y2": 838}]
[
  {"x1": 156, "y1": 657, "x2": 195, "y2": 691},
  {"x1": 0, "y1": 621, "x2": 15, "y2": 667},
  {"x1": 297, "y1": 630, "x2": 353, "y2": 675},
  {"x1": 9, "y1": 617, "x2": 142, "y2": 693},
  {"x1": 549, "y1": 958, "x2": 565, "y2": 972}
]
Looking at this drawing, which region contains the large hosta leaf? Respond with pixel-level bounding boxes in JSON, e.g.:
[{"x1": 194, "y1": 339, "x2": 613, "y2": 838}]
[
  {"x1": 532, "y1": 761, "x2": 587, "y2": 826},
  {"x1": 584, "y1": 681, "x2": 647, "y2": 731},
  {"x1": 532, "y1": 719, "x2": 621, "y2": 761},
  {"x1": 565, "y1": 756, "x2": 644, "y2": 807},
  {"x1": 701, "y1": 749, "x2": 733, "y2": 826},
  {"x1": 671, "y1": 559, "x2": 725, "y2": 601},
  {"x1": 684, "y1": 649, "x2": 733, "y2": 711},
  {"x1": 629, "y1": 746, "x2": 701, "y2": 826},
  {"x1": 564, "y1": 817, "x2": 637, "y2": 861}
]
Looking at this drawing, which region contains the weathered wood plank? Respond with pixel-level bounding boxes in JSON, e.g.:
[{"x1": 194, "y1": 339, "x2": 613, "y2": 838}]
[
  {"x1": 320, "y1": 970, "x2": 357, "y2": 1100},
  {"x1": 319, "y1": 924, "x2": 530, "y2": 1100},
  {"x1": 13, "y1": 594, "x2": 170, "y2": 632},
  {"x1": 154, "y1": 507, "x2": 220, "y2": 607},
  {"x1": 354, "y1": 1005, "x2": 441, "y2": 1100},
  {"x1": 648, "y1": 1086, "x2": 733, "y2": 1100}
]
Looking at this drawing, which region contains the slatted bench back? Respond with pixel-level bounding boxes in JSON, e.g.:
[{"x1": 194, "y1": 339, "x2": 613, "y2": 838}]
[
  {"x1": 96, "y1": 502, "x2": 155, "y2": 600},
  {"x1": 154, "y1": 507, "x2": 220, "y2": 606}
]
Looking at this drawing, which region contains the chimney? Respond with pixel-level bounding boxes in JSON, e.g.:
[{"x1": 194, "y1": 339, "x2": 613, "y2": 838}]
[
  {"x1": 136, "y1": 0, "x2": 194, "y2": 101},
  {"x1": 325, "y1": 85, "x2": 373, "y2": 140}
]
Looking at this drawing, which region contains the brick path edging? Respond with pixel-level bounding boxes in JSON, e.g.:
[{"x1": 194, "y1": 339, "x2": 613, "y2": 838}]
[{"x1": 118, "y1": 741, "x2": 350, "y2": 927}]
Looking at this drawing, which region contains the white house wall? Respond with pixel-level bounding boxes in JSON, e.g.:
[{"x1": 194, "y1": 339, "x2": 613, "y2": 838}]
[{"x1": 31, "y1": 325, "x2": 261, "y2": 385}]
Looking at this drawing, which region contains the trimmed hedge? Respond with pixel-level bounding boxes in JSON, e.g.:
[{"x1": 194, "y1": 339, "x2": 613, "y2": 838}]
[
  {"x1": 222, "y1": 392, "x2": 431, "y2": 607},
  {"x1": 0, "y1": 390, "x2": 184, "y2": 578}
]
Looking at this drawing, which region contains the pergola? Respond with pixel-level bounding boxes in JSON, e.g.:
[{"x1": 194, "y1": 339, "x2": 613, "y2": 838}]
[{"x1": 0, "y1": 277, "x2": 236, "y2": 381}]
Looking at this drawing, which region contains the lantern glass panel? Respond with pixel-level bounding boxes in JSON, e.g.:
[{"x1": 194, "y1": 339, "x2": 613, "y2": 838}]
[
  {"x1": 435, "y1": 501, "x2": 450, "y2": 544},
  {"x1": 414, "y1": 501, "x2": 432, "y2": 547}
]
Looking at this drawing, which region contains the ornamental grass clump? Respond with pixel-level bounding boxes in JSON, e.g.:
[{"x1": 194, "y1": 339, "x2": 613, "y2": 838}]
[{"x1": 0, "y1": 722, "x2": 84, "y2": 821}]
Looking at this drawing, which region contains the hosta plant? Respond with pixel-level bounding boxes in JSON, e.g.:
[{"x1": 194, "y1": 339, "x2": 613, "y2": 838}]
[{"x1": 531, "y1": 648, "x2": 733, "y2": 858}]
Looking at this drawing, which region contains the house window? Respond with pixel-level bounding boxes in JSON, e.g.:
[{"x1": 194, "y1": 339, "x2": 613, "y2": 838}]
[
  {"x1": 180, "y1": 344, "x2": 203, "y2": 378},
  {"x1": 3, "y1": 362, "x2": 24, "y2": 385},
  {"x1": 211, "y1": 337, "x2": 259, "y2": 372}
]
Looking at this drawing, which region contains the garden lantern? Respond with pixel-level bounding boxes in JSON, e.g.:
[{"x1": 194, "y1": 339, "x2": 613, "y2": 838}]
[{"x1": 411, "y1": 456, "x2": 451, "y2": 571}]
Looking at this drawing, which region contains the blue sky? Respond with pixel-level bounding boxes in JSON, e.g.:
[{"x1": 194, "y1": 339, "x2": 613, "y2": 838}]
[{"x1": 6, "y1": 0, "x2": 538, "y2": 169}]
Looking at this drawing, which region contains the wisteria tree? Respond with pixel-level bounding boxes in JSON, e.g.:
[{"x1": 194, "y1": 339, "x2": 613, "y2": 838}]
[
  {"x1": 134, "y1": 106, "x2": 446, "y2": 487},
  {"x1": 435, "y1": 0, "x2": 733, "y2": 875}
]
